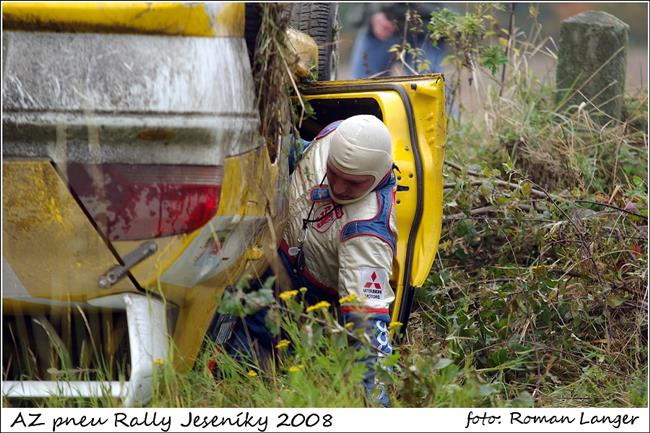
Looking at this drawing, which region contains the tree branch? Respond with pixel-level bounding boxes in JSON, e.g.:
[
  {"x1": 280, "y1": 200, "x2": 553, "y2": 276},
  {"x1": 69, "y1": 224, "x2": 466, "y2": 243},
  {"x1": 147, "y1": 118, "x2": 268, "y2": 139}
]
[{"x1": 576, "y1": 200, "x2": 648, "y2": 220}]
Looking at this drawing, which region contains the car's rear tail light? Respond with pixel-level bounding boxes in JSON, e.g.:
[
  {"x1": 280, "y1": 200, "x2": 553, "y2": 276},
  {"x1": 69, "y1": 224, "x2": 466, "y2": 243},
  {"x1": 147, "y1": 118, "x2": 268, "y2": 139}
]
[{"x1": 64, "y1": 163, "x2": 222, "y2": 241}]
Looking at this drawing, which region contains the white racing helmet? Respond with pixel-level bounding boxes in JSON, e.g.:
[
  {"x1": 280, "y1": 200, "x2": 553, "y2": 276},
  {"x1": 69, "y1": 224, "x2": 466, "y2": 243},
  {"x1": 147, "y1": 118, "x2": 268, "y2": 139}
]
[{"x1": 327, "y1": 115, "x2": 393, "y2": 204}]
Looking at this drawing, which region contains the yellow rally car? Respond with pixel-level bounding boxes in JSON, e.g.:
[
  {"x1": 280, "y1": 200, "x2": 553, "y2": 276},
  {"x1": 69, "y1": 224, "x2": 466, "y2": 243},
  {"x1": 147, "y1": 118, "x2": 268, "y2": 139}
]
[{"x1": 2, "y1": 2, "x2": 445, "y2": 405}]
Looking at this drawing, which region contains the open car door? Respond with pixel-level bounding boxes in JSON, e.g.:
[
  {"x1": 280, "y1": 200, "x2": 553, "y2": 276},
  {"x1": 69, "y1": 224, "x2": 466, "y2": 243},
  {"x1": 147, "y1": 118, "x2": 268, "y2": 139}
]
[{"x1": 298, "y1": 75, "x2": 446, "y2": 336}]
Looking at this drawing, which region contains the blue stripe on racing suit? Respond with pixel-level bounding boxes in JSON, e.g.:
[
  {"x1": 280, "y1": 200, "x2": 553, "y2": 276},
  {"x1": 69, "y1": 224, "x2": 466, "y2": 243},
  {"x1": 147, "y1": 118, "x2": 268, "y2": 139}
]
[{"x1": 340, "y1": 173, "x2": 396, "y2": 254}]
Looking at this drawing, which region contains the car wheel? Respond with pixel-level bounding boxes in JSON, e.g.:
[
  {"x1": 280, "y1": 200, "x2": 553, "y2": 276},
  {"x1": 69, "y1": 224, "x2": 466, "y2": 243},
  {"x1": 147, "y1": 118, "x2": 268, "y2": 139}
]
[
  {"x1": 244, "y1": 3, "x2": 262, "y2": 69},
  {"x1": 289, "y1": 3, "x2": 338, "y2": 81}
]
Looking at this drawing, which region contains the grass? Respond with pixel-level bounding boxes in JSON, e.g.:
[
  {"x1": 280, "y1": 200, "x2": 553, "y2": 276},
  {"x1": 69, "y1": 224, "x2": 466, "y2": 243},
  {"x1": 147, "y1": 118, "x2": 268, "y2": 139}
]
[
  {"x1": 147, "y1": 292, "x2": 373, "y2": 408},
  {"x1": 148, "y1": 295, "x2": 515, "y2": 408}
]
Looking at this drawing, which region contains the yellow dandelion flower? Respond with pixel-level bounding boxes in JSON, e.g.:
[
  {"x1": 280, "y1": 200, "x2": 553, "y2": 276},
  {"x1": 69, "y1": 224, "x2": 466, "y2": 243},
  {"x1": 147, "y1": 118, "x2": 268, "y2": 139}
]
[
  {"x1": 275, "y1": 339, "x2": 290, "y2": 350},
  {"x1": 153, "y1": 357, "x2": 165, "y2": 366},
  {"x1": 279, "y1": 290, "x2": 298, "y2": 301},
  {"x1": 288, "y1": 364, "x2": 304, "y2": 373},
  {"x1": 306, "y1": 301, "x2": 331, "y2": 313},
  {"x1": 388, "y1": 321, "x2": 403, "y2": 331},
  {"x1": 339, "y1": 293, "x2": 358, "y2": 304},
  {"x1": 247, "y1": 370, "x2": 258, "y2": 378}
]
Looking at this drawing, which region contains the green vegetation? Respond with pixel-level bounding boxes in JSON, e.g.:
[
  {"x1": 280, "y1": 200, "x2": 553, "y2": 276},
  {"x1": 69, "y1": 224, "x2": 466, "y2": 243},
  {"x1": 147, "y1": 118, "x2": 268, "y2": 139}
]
[{"x1": 414, "y1": 4, "x2": 647, "y2": 408}]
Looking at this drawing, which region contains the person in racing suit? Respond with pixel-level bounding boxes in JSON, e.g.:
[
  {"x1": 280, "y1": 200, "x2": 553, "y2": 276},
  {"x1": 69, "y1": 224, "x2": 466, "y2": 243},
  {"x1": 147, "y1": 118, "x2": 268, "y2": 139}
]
[{"x1": 218, "y1": 114, "x2": 397, "y2": 406}]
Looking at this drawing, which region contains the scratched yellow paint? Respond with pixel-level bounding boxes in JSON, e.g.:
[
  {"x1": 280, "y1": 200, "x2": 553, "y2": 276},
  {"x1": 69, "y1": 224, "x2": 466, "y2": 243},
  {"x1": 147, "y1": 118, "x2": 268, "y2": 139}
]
[
  {"x1": 2, "y1": 2, "x2": 244, "y2": 37},
  {"x1": 112, "y1": 235, "x2": 196, "y2": 306},
  {"x1": 113, "y1": 146, "x2": 283, "y2": 368},
  {"x1": 170, "y1": 145, "x2": 283, "y2": 370},
  {"x1": 217, "y1": 145, "x2": 280, "y2": 218},
  {"x1": 111, "y1": 144, "x2": 280, "y2": 297},
  {"x1": 2, "y1": 161, "x2": 139, "y2": 302}
]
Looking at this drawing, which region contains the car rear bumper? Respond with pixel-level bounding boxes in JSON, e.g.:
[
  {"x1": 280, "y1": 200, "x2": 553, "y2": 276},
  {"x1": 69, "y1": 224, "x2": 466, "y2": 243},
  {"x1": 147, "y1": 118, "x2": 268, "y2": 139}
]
[{"x1": 2, "y1": 293, "x2": 168, "y2": 407}]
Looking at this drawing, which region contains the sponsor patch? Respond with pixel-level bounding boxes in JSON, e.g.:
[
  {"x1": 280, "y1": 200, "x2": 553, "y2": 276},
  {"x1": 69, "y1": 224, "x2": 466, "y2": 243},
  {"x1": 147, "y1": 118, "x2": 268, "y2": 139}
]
[
  {"x1": 309, "y1": 186, "x2": 331, "y2": 202},
  {"x1": 374, "y1": 320, "x2": 392, "y2": 353},
  {"x1": 312, "y1": 202, "x2": 343, "y2": 233},
  {"x1": 359, "y1": 267, "x2": 389, "y2": 300}
]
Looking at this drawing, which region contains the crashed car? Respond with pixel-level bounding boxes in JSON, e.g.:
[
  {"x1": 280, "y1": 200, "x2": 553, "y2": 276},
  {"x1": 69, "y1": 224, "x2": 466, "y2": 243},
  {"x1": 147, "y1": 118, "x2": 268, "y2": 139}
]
[{"x1": 2, "y1": 2, "x2": 445, "y2": 405}]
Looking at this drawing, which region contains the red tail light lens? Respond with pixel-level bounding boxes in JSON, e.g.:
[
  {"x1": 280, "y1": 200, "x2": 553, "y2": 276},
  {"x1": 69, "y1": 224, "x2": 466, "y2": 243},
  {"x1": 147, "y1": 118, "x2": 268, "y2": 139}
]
[{"x1": 65, "y1": 163, "x2": 222, "y2": 241}]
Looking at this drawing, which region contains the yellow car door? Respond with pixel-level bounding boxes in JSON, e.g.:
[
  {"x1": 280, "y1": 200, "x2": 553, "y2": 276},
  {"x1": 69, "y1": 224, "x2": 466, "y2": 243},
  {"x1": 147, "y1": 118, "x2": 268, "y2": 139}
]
[{"x1": 299, "y1": 74, "x2": 446, "y2": 334}]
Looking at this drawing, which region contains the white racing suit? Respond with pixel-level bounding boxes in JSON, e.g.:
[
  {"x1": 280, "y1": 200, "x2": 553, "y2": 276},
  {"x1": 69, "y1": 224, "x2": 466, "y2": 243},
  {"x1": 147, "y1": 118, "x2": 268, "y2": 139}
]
[{"x1": 279, "y1": 121, "x2": 397, "y2": 405}]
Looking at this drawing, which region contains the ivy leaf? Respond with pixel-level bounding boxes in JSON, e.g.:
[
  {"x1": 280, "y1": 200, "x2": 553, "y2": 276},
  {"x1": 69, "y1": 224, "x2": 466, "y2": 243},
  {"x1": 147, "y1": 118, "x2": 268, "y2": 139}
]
[
  {"x1": 445, "y1": 200, "x2": 459, "y2": 208},
  {"x1": 243, "y1": 289, "x2": 275, "y2": 315},
  {"x1": 479, "y1": 384, "x2": 497, "y2": 396},
  {"x1": 502, "y1": 158, "x2": 514, "y2": 173},
  {"x1": 218, "y1": 290, "x2": 244, "y2": 316},
  {"x1": 433, "y1": 358, "x2": 453, "y2": 370},
  {"x1": 382, "y1": 351, "x2": 401, "y2": 368},
  {"x1": 262, "y1": 275, "x2": 276, "y2": 291},
  {"x1": 508, "y1": 391, "x2": 534, "y2": 408},
  {"x1": 607, "y1": 294, "x2": 625, "y2": 308},
  {"x1": 264, "y1": 307, "x2": 281, "y2": 336},
  {"x1": 235, "y1": 274, "x2": 251, "y2": 291},
  {"x1": 479, "y1": 181, "x2": 492, "y2": 202}
]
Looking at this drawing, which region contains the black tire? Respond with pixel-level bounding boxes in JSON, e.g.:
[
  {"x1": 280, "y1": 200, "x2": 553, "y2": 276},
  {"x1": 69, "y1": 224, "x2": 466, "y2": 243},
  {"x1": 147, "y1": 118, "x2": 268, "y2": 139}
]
[
  {"x1": 289, "y1": 3, "x2": 338, "y2": 81},
  {"x1": 244, "y1": 3, "x2": 262, "y2": 69}
]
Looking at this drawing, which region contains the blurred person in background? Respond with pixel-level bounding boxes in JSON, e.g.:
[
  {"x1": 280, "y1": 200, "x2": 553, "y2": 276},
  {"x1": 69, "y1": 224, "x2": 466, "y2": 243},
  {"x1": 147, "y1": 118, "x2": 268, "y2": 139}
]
[{"x1": 350, "y1": 3, "x2": 446, "y2": 78}]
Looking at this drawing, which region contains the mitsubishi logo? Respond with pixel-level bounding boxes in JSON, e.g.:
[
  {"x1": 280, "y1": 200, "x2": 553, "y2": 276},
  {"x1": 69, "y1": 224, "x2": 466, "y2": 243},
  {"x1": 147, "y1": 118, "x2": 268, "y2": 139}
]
[
  {"x1": 364, "y1": 272, "x2": 382, "y2": 289},
  {"x1": 361, "y1": 269, "x2": 385, "y2": 300}
]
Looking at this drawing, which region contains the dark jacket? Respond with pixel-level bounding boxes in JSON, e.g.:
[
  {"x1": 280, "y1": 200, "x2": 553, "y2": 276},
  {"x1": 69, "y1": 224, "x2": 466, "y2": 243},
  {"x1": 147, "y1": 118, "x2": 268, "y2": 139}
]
[{"x1": 361, "y1": 3, "x2": 444, "y2": 32}]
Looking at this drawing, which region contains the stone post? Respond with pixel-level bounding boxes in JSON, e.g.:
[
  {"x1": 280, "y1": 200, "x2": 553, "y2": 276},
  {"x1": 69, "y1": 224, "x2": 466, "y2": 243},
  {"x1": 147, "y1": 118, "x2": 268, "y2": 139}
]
[{"x1": 556, "y1": 11, "x2": 629, "y2": 123}]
